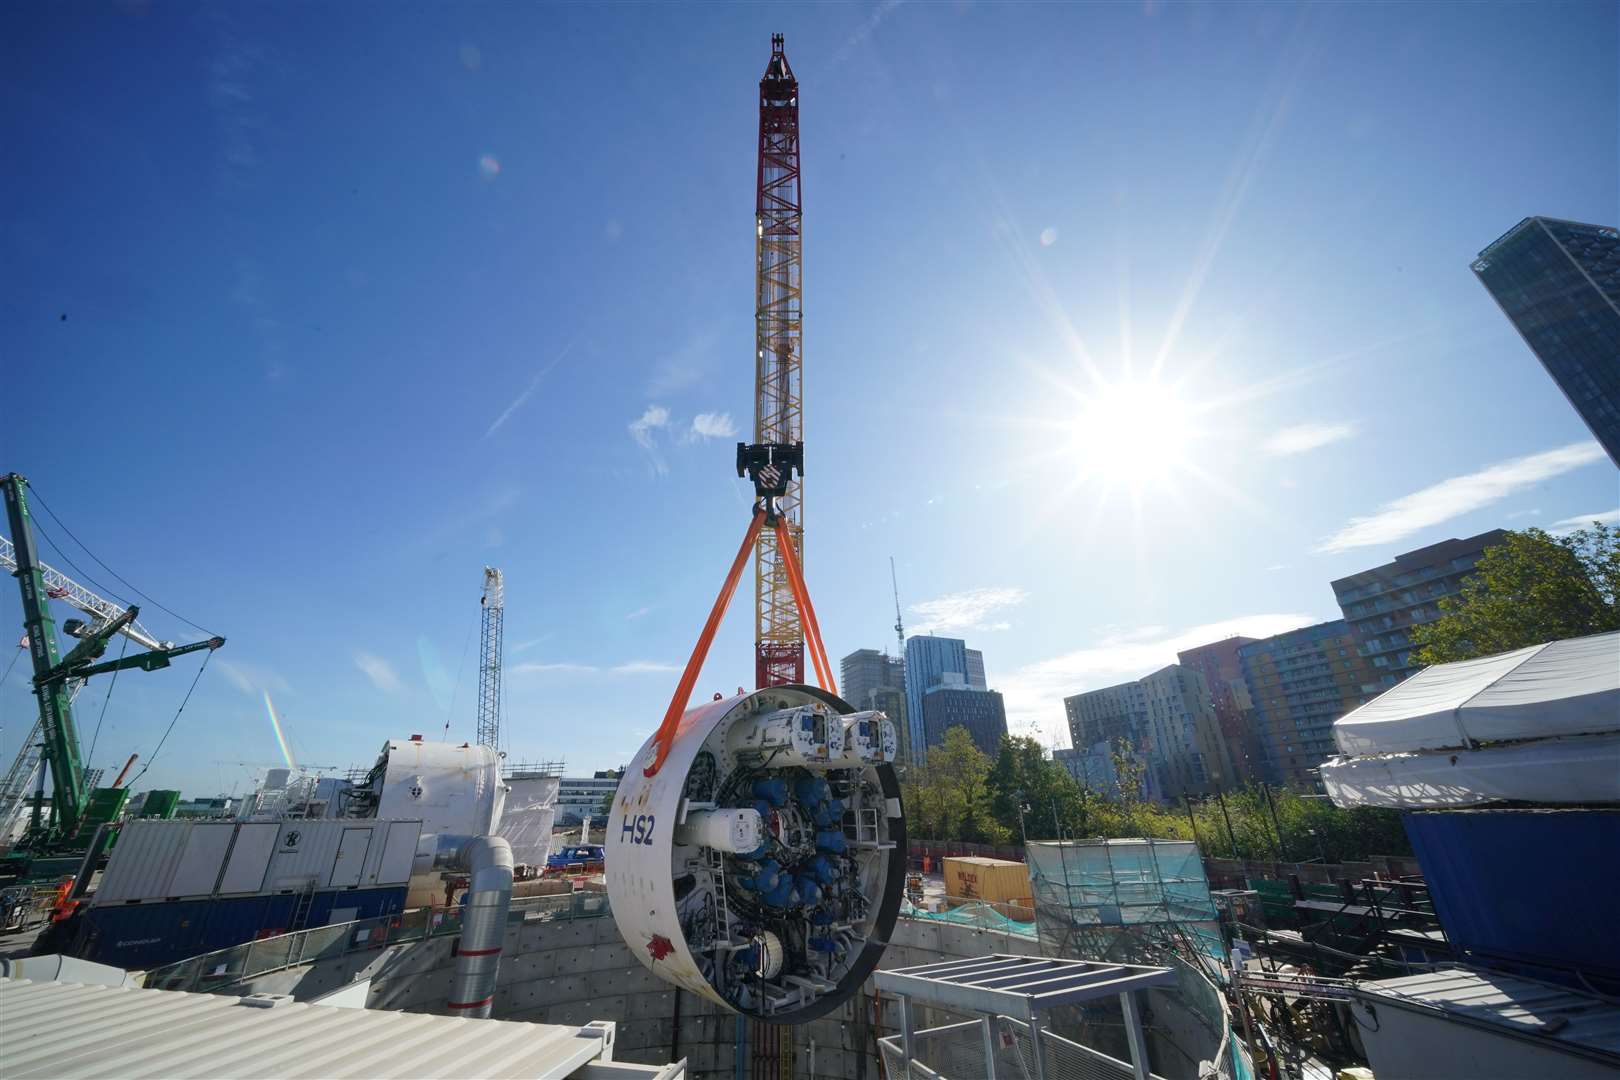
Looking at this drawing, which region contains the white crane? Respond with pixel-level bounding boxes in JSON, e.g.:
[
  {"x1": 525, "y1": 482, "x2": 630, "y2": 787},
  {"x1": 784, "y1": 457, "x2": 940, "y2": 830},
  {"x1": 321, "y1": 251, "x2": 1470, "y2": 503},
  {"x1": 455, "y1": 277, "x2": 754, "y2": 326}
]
[{"x1": 476, "y1": 567, "x2": 504, "y2": 750}]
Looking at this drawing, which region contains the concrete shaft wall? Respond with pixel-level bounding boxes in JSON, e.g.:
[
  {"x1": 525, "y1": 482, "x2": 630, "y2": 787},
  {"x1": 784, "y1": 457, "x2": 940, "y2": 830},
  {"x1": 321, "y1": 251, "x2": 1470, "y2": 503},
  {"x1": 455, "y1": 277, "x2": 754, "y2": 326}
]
[{"x1": 239, "y1": 914, "x2": 1042, "y2": 1079}]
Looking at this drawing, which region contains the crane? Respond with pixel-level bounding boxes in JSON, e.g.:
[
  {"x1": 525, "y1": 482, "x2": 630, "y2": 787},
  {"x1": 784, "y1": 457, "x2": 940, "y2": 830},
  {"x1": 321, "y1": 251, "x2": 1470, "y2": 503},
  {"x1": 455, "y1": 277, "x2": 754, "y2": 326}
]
[
  {"x1": 747, "y1": 34, "x2": 807, "y2": 690},
  {"x1": 0, "y1": 535, "x2": 171, "y2": 842},
  {"x1": 1, "y1": 473, "x2": 223, "y2": 872},
  {"x1": 476, "y1": 566, "x2": 503, "y2": 750}
]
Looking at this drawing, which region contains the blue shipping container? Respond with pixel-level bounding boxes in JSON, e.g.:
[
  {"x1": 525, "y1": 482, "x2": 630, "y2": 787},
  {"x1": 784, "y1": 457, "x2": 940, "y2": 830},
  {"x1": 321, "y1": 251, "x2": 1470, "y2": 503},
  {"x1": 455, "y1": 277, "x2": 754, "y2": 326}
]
[
  {"x1": 1404, "y1": 809, "x2": 1620, "y2": 982},
  {"x1": 79, "y1": 886, "x2": 407, "y2": 970}
]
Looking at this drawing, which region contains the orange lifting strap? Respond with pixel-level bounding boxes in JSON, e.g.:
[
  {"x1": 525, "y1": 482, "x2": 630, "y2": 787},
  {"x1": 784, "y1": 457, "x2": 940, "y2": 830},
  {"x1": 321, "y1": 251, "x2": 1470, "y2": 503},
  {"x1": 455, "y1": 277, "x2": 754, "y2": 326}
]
[{"x1": 644, "y1": 508, "x2": 837, "y2": 778}]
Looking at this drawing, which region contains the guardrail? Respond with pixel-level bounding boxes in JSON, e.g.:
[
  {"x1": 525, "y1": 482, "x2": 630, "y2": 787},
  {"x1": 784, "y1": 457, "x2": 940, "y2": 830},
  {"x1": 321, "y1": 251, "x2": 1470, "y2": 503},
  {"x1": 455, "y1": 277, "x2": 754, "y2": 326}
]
[{"x1": 144, "y1": 888, "x2": 611, "y2": 994}]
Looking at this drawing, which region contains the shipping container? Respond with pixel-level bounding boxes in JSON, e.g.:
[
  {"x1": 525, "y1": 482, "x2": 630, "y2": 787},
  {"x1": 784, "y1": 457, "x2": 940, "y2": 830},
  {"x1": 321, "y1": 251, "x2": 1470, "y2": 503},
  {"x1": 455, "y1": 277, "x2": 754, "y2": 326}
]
[
  {"x1": 92, "y1": 819, "x2": 424, "y2": 907},
  {"x1": 79, "y1": 885, "x2": 407, "y2": 970},
  {"x1": 942, "y1": 856, "x2": 1032, "y2": 911}
]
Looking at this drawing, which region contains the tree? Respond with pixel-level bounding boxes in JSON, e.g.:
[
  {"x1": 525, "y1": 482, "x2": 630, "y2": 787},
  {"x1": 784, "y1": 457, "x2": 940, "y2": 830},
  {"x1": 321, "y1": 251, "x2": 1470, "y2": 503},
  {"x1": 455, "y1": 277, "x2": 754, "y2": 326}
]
[
  {"x1": 1410, "y1": 525, "x2": 1620, "y2": 665},
  {"x1": 987, "y1": 736, "x2": 1087, "y2": 842},
  {"x1": 899, "y1": 726, "x2": 1009, "y2": 845}
]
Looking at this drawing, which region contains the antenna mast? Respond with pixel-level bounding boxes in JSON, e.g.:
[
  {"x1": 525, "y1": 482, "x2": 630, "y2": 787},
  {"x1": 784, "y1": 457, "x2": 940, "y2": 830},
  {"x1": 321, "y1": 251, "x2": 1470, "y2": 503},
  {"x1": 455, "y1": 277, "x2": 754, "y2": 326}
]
[{"x1": 890, "y1": 556, "x2": 905, "y2": 657}]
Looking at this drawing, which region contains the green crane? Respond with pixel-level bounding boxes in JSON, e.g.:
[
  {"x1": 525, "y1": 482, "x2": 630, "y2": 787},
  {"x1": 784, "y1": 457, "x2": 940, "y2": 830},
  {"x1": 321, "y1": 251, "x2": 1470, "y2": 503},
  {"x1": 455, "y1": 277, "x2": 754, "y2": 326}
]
[{"x1": 2, "y1": 472, "x2": 223, "y2": 855}]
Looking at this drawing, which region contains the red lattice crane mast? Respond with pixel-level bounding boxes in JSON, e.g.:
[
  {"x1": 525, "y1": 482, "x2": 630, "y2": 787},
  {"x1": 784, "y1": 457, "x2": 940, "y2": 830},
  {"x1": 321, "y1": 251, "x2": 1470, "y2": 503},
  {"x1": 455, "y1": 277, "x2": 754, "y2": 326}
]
[{"x1": 747, "y1": 34, "x2": 805, "y2": 690}]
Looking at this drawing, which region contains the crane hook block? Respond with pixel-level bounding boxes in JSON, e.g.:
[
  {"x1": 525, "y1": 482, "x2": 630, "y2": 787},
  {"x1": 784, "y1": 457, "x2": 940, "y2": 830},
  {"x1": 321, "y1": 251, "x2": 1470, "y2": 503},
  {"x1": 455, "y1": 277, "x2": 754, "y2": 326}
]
[{"x1": 736, "y1": 441, "x2": 803, "y2": 522}]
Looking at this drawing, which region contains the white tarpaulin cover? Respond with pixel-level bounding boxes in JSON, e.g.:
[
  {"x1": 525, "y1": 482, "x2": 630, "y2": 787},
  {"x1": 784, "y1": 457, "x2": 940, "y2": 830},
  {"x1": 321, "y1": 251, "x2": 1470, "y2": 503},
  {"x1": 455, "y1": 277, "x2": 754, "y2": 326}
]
[
  {"x1": 1321, "y1": 732, "x2": 1620, "y2": 809},
  {"x1": 497, "y1": 774, "x2": 559, "y2": 868},
  {"x1": 1333, "y1": 631, "x2": 1620, "y2": 756}
]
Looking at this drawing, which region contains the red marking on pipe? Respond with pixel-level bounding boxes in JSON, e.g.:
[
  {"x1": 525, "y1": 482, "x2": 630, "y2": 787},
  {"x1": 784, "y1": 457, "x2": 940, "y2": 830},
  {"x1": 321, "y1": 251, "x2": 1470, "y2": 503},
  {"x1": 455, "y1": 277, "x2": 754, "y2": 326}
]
[
  {"x1": 447, "y1": 996, "x2": 494, "y2": 1010},
  {"x1": 648, "y1": 933, "x2": 675, "y2": 961},
  {"x1": 457, "y1": 946, "x2": 502, "y2": 957},
  {"x1": 645, "y1": 509, "x2": 766, "y2": 777}
]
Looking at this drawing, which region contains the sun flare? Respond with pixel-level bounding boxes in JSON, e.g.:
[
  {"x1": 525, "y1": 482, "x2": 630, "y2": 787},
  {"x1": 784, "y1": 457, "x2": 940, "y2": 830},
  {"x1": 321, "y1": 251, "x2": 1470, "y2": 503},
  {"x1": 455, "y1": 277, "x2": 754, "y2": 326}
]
[{"x1": 1069, "y1": 380, "x2": 1195, "y2": 487}]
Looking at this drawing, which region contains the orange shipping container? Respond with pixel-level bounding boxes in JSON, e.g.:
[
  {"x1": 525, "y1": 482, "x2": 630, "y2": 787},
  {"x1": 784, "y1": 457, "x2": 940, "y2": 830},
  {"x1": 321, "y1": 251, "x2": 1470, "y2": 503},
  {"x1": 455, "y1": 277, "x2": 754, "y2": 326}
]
[{"x1": 942, "y1": 856, "x2": 1031, "y2": 909}]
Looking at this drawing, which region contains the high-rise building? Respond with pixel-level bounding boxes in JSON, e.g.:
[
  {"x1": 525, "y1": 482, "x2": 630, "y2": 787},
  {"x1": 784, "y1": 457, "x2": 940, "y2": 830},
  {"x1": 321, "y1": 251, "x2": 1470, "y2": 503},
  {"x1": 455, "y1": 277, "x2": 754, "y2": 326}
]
[
  {"x1": 920, "y1": 687, "x2": 1008, "y2": 758},
  {"x1": 1473, "y1": 217, "x2": 1620, "y2": 466},
  {"x1": 866, "y1": 684, "x2": 911, "y2": 769},
  {"x1": 965, "y1": 649, "x2": 987, "y2": 691},
  {"x1": 1238, "y1": 621, "x2": 1377, "y2": 790},
  {"x1": 1053, "y1": 745, "x2": 1121, "y2": 796},
  {"x1": 1331, "y1": 530, "x2": 1510, "y2": 687},
  {"x1": 839, "y1": 648, "x2": 905, "y2": 711},
  {"x1": 903, "y1": 636, "x2": 969, "y2": 763},
  {"x1": 1176, "y1": 636, "x2": 1264, "y2": 787},
  {"x1": 1065, "y1": 665, "x2": 1225, "y2": 802}
]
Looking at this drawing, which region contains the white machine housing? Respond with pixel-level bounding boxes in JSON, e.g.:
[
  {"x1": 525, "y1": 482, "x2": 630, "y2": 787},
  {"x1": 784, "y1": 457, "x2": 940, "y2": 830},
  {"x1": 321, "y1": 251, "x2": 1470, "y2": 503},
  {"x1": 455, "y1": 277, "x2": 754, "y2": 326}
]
[
  {"x1": 371, "y1": 738, "x2": 507, "y2": 837},
  {"x1": 607, "y1": 686, "x2": 905, "y2": 1023}
]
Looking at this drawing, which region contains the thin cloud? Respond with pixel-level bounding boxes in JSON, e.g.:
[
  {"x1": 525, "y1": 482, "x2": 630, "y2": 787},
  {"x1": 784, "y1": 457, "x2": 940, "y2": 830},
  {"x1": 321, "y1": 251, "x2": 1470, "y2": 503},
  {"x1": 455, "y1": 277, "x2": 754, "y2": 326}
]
[
  {"x1": 354, "y1": 652, "x2": 403, "y2": 694},
  {"x1": 510, "y1": 636, "x2": 550, "y2": 655},
  {"x1": 511, "y1": 661, "x2": 599, "y2": 675},
  {"x1": 216, "y1": 659, "x2": 291, "y2": 696},
  {"x1": 612, "y1": 661, "x2": 680, "y2": 674},
  {"x1": 625, "y1": 606, "x2": 651, "y2": 621},
  {"x1": 910, "y1": 587, "x2": 1029, "y2": 635},
  {"x1": 689, "y1": 412, "x2": 739, "y2": 441},
  {"x1": 1316, "y1": 441, "x2": 1607, "y2": 554},
  {"x1": 1262, "y1": 421, "x2": 1357, "y2": 456},
  {"x1": 1548, "y1": 508, "x2": 1620, "y2": 535},
  {"x1": 485, "y1": 338, "x2": 575, "y2": 438},
  {"x1": 998, "y1": 613, "x2": 1319, "y2": 739},
  {"x1": 629, "y1": 405, "x2": 671, "y2": 475},
  {"x1": 647, "y1": 332, "x2": 718, "y2": 397},
  {"x1": 510, "y1": 659, "x2": 677, "y2": 677}
]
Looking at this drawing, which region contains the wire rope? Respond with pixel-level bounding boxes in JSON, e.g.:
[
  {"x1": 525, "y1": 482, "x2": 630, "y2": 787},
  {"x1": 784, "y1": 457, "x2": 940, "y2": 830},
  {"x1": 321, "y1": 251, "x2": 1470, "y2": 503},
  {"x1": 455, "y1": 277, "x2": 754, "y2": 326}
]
[
  {"x1": 85, "y1": 632, "x2": 131, "y2": 769},
  {"x1": 0, "y1": 646, "x2": 22, "y2": 692},
  {"x1": 27, "y1": 484, "x2": 218, "y2": 637},
  {"x1": 126, "y1": 647, "x2": 216, "y2": 788},
  {"x1": 26, "y1": 515, "x2": 132, "y2": 609}
]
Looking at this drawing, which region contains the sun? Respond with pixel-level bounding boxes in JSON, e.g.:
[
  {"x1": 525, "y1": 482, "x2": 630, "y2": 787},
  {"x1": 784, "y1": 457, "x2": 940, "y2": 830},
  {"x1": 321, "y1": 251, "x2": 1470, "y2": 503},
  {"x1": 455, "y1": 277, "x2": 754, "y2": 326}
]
[{"x1": 1068, "y1": 379, "x2": 1195, "y2": 487}]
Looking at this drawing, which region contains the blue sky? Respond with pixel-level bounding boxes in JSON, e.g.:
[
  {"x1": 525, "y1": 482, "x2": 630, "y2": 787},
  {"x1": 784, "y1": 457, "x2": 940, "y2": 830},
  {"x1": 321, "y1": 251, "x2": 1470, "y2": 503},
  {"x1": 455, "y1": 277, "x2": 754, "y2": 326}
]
[{"x1": 4, "y1": 2, "x2": 1616, "y2": 796}]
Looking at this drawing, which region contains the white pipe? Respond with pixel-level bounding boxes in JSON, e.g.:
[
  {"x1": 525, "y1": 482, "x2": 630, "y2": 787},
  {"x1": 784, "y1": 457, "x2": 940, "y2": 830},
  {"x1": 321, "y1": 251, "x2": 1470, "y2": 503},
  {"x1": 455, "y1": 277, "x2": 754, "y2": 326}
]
[{"x1": 421, "y1": 833, "x2": 514, "y2": 1019}]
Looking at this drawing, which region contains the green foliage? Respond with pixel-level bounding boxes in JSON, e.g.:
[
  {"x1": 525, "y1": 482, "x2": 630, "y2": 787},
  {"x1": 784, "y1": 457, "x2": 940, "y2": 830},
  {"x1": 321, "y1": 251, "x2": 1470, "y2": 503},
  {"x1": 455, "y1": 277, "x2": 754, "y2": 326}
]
[
  {"x1": 1183, "y1": 785, "x2": 1410, "y2": 863},
  {"x1": 1411, "y1": 525, "x2": 1620, "y2": 666},
  {"x1": 903, "y1": 730, "x2": 1411, "y2": 862},
  {"x1": 899, "y1": 726, "x2": 1010, "y2": 845}
]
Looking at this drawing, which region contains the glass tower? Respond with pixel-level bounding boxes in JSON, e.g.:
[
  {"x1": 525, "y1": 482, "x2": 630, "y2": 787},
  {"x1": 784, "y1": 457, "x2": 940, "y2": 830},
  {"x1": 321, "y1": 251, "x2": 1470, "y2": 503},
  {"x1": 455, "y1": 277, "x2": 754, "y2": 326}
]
[{"x1": 1473, "y1": 217, "x2": 1620, "y2": 467}]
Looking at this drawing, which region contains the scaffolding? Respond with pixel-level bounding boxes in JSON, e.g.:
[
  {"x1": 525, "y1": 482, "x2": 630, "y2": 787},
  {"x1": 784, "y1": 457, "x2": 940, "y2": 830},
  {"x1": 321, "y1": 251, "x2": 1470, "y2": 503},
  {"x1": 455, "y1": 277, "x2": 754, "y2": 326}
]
[
  {"x1": 1028, "y1": 839, "x2": 1223, "y2": 968},
  {"x1": 1020, "y1": 839, "x2": 1252, "y2": 1079}
]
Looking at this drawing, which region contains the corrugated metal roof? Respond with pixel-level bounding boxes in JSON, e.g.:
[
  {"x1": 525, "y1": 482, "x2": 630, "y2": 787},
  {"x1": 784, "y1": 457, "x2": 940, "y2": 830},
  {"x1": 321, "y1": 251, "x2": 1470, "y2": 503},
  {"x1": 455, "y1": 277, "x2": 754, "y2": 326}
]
[
  {"x1": 0, "y1": 978, "x2": 641, "y2": 1079},
  {"x1": 1366, "y1": 968, "x2": 1620, "y2": 1059}
]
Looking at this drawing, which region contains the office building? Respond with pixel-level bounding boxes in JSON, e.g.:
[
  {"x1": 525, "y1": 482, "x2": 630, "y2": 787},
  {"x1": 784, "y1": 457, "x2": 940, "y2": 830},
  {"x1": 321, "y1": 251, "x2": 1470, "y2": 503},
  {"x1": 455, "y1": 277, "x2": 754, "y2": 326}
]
[
  {"x1": 1176, "y1": 636, "x2": 1265, "y2": 787},
  {"x1": 1065, "y1": 665, "x2": 1225, "y2": 802},
  {"x1": 1473, "y1": 217, "x2": 1620, "y2": 466},
  {"x1": 920, "y1": 687, "x2": 1008, "y2": 758},
  {"x1": 903, "y1": 636, "x2": 970, "y2": 763},
  {"x1": 556, "y1": 769, "x2": 623, "y2": 825},
  {"x1": 965, "y1": 649, "x2": 987, "y2": 691},
  {"x1": 1331, "y1": 530, "x2": 1510, "y2": 686},
  {"x1": 1238, "y1": 621, "x2": 1376, "y2": 790},
  {"x1": 840, "y1": 648, "x2": 906, "y2": 711}
]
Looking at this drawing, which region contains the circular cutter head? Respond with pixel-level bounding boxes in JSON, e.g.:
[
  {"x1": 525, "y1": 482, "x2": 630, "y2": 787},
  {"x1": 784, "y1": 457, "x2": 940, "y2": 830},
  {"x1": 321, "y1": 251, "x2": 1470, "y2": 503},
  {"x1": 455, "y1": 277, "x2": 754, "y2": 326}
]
[{"x1": 606, "y1": 685, "x2": 904, "y2": 1022}]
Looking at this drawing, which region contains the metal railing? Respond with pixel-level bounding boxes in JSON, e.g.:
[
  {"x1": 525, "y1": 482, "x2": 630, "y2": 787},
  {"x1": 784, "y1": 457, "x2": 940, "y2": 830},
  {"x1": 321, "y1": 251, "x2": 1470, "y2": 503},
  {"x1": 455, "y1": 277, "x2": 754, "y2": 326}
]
[
  {"x1": 144, "y1": 889, "x2": 611, "y2": 994},
  {"x1": 879, "y1": 1016, "x2": 1151, "y2": 1080}
]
